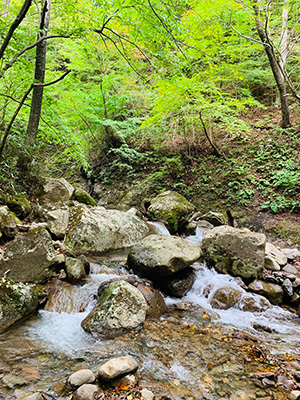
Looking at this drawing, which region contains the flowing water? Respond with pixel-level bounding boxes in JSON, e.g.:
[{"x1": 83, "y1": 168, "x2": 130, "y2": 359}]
[{"x1": 1, "y1": 237, "x2": 300, "y2": 399}]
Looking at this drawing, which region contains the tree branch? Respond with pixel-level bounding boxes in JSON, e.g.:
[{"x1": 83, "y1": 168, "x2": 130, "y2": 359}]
[
  {"x1": 199, "y1": 111, "x2": 223, "y2": 158},
  {"x1": 0, "y1": 0, "x2": 32, "y2": 60}
]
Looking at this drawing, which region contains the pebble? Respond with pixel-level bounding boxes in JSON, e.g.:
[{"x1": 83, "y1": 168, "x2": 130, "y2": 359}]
[
  {"x1": 289, "y1": 390, "x2": 300, "y2": 400},
  {"x1": 140, "y1": 388, "x2": 155, "y2": 400}
]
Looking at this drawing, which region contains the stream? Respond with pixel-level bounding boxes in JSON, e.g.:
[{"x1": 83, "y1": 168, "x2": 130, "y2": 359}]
[{"x1": 1, "y1": 227, "x2": 300, "y2": 400}]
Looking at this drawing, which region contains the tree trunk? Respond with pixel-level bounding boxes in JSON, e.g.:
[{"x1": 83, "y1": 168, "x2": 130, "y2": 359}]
[
  {"x1": 25, "y1": 0, "x2": 51, "y2": 142},
  {"x1": 253, "y1": 0, "x2": 291, "y2": 128}
]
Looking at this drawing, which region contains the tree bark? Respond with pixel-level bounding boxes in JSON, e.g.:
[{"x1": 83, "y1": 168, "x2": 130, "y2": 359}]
[
  {"x1": 25, "y1": 0, "x2": 51, "y2": 142},
  {"x1": 253, "y1": 0, "x2": 291, "y2": 128}
]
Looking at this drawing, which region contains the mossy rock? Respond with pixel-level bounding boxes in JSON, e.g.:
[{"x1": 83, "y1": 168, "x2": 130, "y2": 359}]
[
  {"x1": 0, "y1": 278, "x2": 40, "y2": 332},
  {"x1": 71, "y1": 188, "x2": 97, "y2": 206},
  {"x1": 147, "y1": 191, "x2": 195, "y2": 234},
  {"x1": 7, "y1": 194, "x2": 31, "y2": 219},
  {"x1": 0, "y1": 206, "x2": 21, "y2": 238}
]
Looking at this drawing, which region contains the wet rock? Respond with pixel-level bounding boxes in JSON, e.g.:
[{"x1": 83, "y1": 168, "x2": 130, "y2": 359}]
[
  {"x1": 97, "y1": 276, "x2": 167, "y2": 319},
  {"x1": 197, "y1": 211, "x2": 227, "y2": 227},
  {"x1": 282, "y1": 278, "x2": 293, "y2": 297},
  {"x1": 65, "y1": 205, "x2": 149, "y2": 254},
  {"x1": 202, "y1": 226, "x2": 266, "y2": 280},
  {"x1": 0, "y1": 278, "x2": 39, "y2": 332},
  {"x1": 147, "y1": 221, "x2": 170, "y2": 235},
  {"x1": 127, "y1": 234, "x2": 201, "y2": 282},
  {"x1": 162, "y1": 267, "x2": 196, "y2": 297},
  {"x1": 82, "y1": 280, "x2": 147, "y2": 338},
  {"x1": 73, "y1": 384, "x2": 101, "y2": 400},
  {"x1": 36, "y1": 177, "x2": 75, "y2": 203},
  {"x1": 67, "y1": 369, "x2": 95, "y2": 388},
  {"x1": 20, "y1": 393, "x2": 45, "y2": 400},
  {"x1": 262, "y1": 378, "x2": 276, "y2": 387},
  {"x1": 265, "y1": 242, "x2": 287, "y2": 267},
  {"x1": 147, "y1": 191, "x2": 195, "y2": 233},
  {"x1": 0, "y1": 206, "x2": 21, "y2": 238},
  {"x1": 252, "y1": 322, "x2": 272, "y2": 333},
  {"x1": 97, "y1": 356, "x2": 138, "y2": 381},
  {"x1": 0, "y1": 227, "x2": 58, "y2": 283},
  {"x1": 72, "y1": 188, "x2": 97, "y2": 206},
  {"x1": 2, "y1": 373, "x2": 28, "y2": 388},
  {"x1": 210, "y1": 286, "x2": 243, "y2": 310},
  {"x1": 65, "y1": 256, "x2": 86, "y2": 284},
  {"x1": 248, "y1": 280, "x2": 284, "y2": 305},
  {"x1": 45, "y1": 207, "x2": 70, "y2": 239},
  {"x1": 238, "y1": 293, "x2": 271, "y2": 312}
]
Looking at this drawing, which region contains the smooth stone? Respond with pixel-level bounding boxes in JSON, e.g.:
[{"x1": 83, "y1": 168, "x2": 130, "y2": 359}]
[
  {"x1": 67, "y1": 369, "x2": 95, "y2": 388},
  {"x1": 97, "y1": 356, "x2": 138, "y2": 381},
  {"x1": 210, "y1": 286, "x2": 243, "y2": 310},
  {"x1": 248, "y1": 280, "x2": 284, "y2": 305},
  {"x1": 73, "y1": 384, "x2": 100, "y2": 400}
]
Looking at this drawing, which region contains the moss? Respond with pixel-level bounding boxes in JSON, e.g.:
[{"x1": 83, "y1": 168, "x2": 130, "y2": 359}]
[
  {"x1": 266, "y1": 221, "x2": 300, "y2": 245},
  {"x1": 7, "y1": 194, "x2": 31, "y2": 218},
  {"x1": 71, "y1": 188, "x2": 97, "y2": 206}
]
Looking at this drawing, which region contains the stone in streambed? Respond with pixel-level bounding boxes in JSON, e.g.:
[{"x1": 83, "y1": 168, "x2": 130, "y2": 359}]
[
  {"x1": 202, "y1": 226, "x2": 266, "y2": 280},
  {"x1": 127, "y1": 235, "x2": 201, "y2": 281},
  {"x1": 265, "y1": 242, "x2": 287, "y2": 267},
  {"x1": 238, "y1": 293, "x2": 271, "y2": 312},
  {"x1": 81, "y1": 280, "x2": 147, "y2": 338},
  {"x1": 147, "y1": 191, "x2": 195, "y2": 233},
  {"x1": 97, "y1": 356, "x2": 138, "y2": 381},
  {"x1": 73, "y1": 384, "x2": 101, "y2": 400},
  {"x1": 248, "y1": 280, "x2": 284, "y2": 305},
  {"x1": 65, "y1": 256, "x2": 86, "y2": 284},
  {"x1": 67, "y1": 369, "x2": 95, "y2": 389},
  {"x1": 209, "y1": 286, "x2": 243, "y2": 310}
]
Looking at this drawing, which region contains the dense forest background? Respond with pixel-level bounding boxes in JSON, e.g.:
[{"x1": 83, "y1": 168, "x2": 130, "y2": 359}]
[{"x1": 0, "y1": 0, "x2": 300, "y2": 236}]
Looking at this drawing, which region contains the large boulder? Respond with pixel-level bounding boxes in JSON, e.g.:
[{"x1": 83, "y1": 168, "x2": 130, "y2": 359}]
[
  {"x1": 81, "y1": 280, "x2": 148, "y2": 338},
  {"x1": 37, "y1": 178, "x2": 74, "y2": 203},
  {"x1": 0, "y1": 206, "x2": 21, "y2": 238},
  {"x1": 0, "y1": 228, "x2": 58, "y2": 283},
  {"x1": 45, "y1": 207, "x2": 70, "y2": 239},
  {"x1": 65, "y1": 205, "x2": 149, "y2": 254},
  {"x1": 147, "y1": 191, "x2": 195, "y2": 233},
  {"x1": 127, "y1": 235, "x2": 201, "y2": 280},
  {"x1": 0, "y1": 278, "x2": 39, "y2": 332},
  {"x1": 201, "y1": 226, "x2": 266, "y2": 280}
]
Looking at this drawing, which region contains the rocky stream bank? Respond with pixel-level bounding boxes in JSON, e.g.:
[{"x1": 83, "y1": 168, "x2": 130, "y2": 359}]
[{"x1": 0, "y1": 178, "x2": 300, "y2": 400}]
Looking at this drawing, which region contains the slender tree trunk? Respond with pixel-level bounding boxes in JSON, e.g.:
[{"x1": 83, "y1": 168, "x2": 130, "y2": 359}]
[
  {"x1": 25, "y1": 0, "x2": 51, "y2": 142},
  {"x1": 3, "y1": 0, "x2": 10, "y2": 17},
  {"x1": 253, "y1": 0, "x2": 291, "y2": 128}
]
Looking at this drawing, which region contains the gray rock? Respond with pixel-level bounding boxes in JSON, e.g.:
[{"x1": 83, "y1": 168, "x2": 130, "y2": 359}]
[
  {"x1": 22, "y1": 393, "x2": 45, "y2": 400},
  {"x1": 38, "y1": 178, "x2": 75, "y2": 203},
  {"x1": 0, "y1": 206, "x2": 21, "y2": 238},
  {"x1": 46, "y1": 207, "x2": 70, "y2": 239},
  {"x1": 0, "y1": 278, "x2": 40, "y2": 332},
  {"x1": 65, "y1": 257, "x2": 86, "y2": 284},
  {"x1": 202, "y1": 226, "x2": 266, "y2": 280},
  {"x1": 147, "y1": 191, "x2": 195, "y2": 233},
  {"x1": 65, "y1": 205, "x2": 149, "y2": 254},
  {"x1": 2, "y1": 373, "x2": 28, "y2": 388},
  {"x1": 162, "y1": 267, "x2": 196, "y2": 297},
  {"x1": 264, "y1": 256, "x2": 281, "y2": 271},
  {"x1": 248, "y1": 280, "x2": 284, "y2": 305},
  {"x1": 110, "y1": 373, "x2": 139, "y2": 389},
  {"x1": 0, "y1": 228, "x2": 58, "y2": 283},
  {"x1": 282, "y1": 278, "x2": 293, "y2": 297},
  {"x1": 198, "y1": 211, "x2": 227, "y2": 226},
  {"x1": 281, "y1": 248, "x2": 300, "y2": 261},
  {"x1": 97, "y1": 356, "x2": 138, "y2": 381},
  {"x1": 140, "y1": 389, "x2": 155, "y2": 400},
  {"x1": 210, "y1": 286, "x2": 243, "y2": 310},
  {"x1": 282, "y1": 264, "x2": 298, "y2": 275},
  {"x1": 73, "y1": 384, "x2": 101, "y2": 400},
  {"x1": 67, "y1": 369, "x2": 95, "y2": 388},
  {"x1": 127, "y1": 234, "x2": 201, "y2": 282},
  {"x1": 81, "y1": 280, "x2": 147, "y2": 338},
  {"x1": 265, "y1": 243, "x2": 287, "y2": 267}
]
